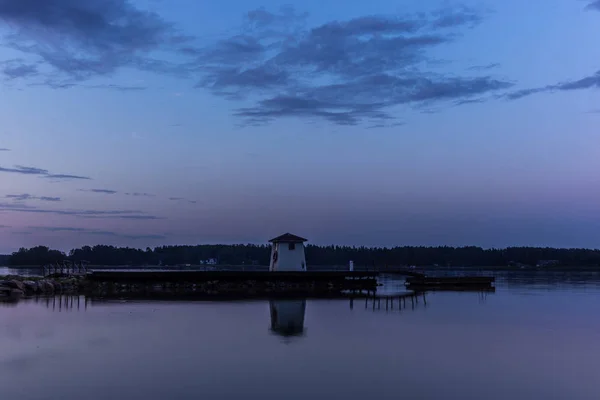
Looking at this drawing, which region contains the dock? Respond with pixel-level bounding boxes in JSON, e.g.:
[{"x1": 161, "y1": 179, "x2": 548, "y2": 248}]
[
  {"x1": 85, "y1": 270, "x2": 389, "y2": 297},
  {"x1": 405, "y1": 276, "x2": 495, "y2": 291}
]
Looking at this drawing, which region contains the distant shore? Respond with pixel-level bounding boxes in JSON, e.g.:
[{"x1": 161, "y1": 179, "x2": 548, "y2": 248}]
[{"x1": 4, "y1": 264, "x2": 600, "y2": 272}]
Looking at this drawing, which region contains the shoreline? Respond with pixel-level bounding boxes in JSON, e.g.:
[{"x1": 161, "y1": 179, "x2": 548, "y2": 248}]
[{"x1": 4, "y1": 264, "x2": 600, "y2": 272}]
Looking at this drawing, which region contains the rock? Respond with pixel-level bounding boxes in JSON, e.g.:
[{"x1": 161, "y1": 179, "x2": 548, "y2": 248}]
[
  {"x1": 23, "y1": 281, "x2": 39, "y2": 293},
  {"x1": 0, "y1": 280, "x2": 26, "y2": 291},
  {"x1": 39, "y1": 280, "x2": 55, "y2": 294},
  {"x1": 10, "y1": 289, "x2": 24, "y2": 297}
]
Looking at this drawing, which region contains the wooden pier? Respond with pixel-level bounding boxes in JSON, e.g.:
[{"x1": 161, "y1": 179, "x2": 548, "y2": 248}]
[{"x1": 86, "y1": 270, "x2": 386, "y2": 283}]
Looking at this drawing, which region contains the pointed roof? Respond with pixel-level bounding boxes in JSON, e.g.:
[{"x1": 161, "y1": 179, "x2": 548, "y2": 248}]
[{"x1": 268, "y1": 233, "x2": 308, "y2": 243}]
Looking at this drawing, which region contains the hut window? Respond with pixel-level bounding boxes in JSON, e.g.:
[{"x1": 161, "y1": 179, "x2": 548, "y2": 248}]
[{"x1": 288, "y1": 243, "x2": 296, "y2": 250}]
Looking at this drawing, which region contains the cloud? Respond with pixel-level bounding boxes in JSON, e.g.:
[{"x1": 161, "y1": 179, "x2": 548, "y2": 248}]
[
  {"x1": 0, "y1": 165, "x2": 47, "y2": 175},
  {"x1": 85, "y1": 84, "x2": 147, "y2": 91},
  {"x1": 30, "y1": 226, "x2": 166, "y2": 240},
  {"x1": 0, "y1": 203, "x2": 159, "y2": 220},
  {"x1": 506, "y1": 70, "x2": 600, "y2": 100},
  {"x1": 44, "y1": 173, "x2": 90, "y2": 180},
  {"x1": 168, "y1": 197, "x2": 184, "y2": 201},
  {"x1": 78, "y1": 188, "x2": 118, "y2": 194},
  {"x1": 0, "y1": 164, "x2": 90, "y2": 180},
  {"x1": 28, "y1": 82, "x2": 148, "y2": 91},
  {"x1": 6, "y1": 193, "x2": 61, "y2": 202},
  {"x1": 191, "y1": 6, "x2": 509, "y2": 126},
  {"x1": 0, "y1": 224, "x2": 10, "y2": 228},
  {"x1": 0, "y1": 0, "x2": 191, "y2": 84},
  {"x1": 1, "y1": 59, "x2": 38, "y2": 79},
  {"x1": 125, "y1": 192, "x2": 155, "y2": 197},
  {"x1": 586, "y1": 1, "x2": 600, "y2": 11},
  {"x1": 0, "y1": 148, "x2": 10, "y2": 151},
  {"x1": 468, "y1": 63, "x2": 500, "y2": 71}
]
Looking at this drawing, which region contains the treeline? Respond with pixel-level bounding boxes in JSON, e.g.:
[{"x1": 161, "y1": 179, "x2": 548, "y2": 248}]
[{"x1": 6, "y1": 244, "x2": 600, "y2": 267}]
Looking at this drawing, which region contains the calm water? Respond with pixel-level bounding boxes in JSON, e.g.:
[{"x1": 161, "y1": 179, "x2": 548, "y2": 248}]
[{"x1": 1, "y1": 272, "x2": 600, "y2": 399}]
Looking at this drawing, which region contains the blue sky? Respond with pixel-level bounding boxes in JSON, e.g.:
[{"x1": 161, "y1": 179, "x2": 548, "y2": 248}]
[{"x1": 0, "y1": 0, "x2": 599, "y2": 252}]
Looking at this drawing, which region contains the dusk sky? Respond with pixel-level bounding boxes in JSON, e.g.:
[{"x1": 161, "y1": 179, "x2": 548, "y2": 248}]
[{"x1": 0, "y1": 0, "x2": 599, "y2": 253}]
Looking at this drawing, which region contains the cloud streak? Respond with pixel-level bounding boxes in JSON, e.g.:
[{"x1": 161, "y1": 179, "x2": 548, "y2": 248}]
[
  {"x1": 0, "y1": 164, "x2": 90, "y2": 180},
  {"x1": 192, "y1": 6, "x2": 510, "y2": 126},
  {"x1": 468, "y1": 63, "x2": 500, "y2": 71},
  {"x1": 125, "y1": 192, "x2": 155, "y2": 197},
  {"x1": 0, "y1": 203, "x2": 159, "y2": 220},
  {"x1": 0, "y1": 148, "x2": 10, "y2": 151},
  {"x1": 506, "y1": 70, "x2": 600, "y2": 100},
  {"x1": 29, "y1": 226, "x2": 165, "y2": 240},
  {"x1": 6, "y1": 193, "x2": 61, "y2": 202},
  {"x1": 78, "y1": 188, "x2": 118, "y2": 194}
]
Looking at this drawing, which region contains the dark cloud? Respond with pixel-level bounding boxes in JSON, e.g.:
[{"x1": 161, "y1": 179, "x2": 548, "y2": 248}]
[
  {"x1": 125, "y1": 192, "x2": 155, "y2": 197},
  {"x1": 0, "y1": 164, "x2": 90, "y2": 180},
  {"x1": 0, "y1": 165, "x2": 47, "y2": 175},
  {"x1": 1, "y1": 59, "x2": 38, "y2": 79},
  {"x1": 78, "y1": 188, "x2": 118, "y2": 194},
  {"x1": 0, "y1": 224, "x2": 10, "y2": 228},
  {"x1": 0, "y1": 0, "x2": 190, "y2": 84},
  {"x1": 194, "y1": 6, "x2": 509, "y2": 125},
  {"x1": 44, "y1": 173, "x2": 90, "y2": 180},
  {"x1": 506, "y1": 70, "x2": 600, "y2": 100},
  {"x1": 0, "y1": 148, "x2": 10, "y2": 151},
  {"x1": 586, "y1": 1, "x2": 600, "y2": 11},
  {"x1": 0, "y1": 203, "x2": 158, "y2": 220},
  {"x1": 169, "y1": 197, "x2": 184, "y2": 201},
  {"x1": 6, "y1": 193, "x2": 61, "y2": 202},
  {"x1": 30, "y1": 226, "x2": 165, "y2": 240},
  {"x1": 235, "y1": 75, "x2": 510, "y2": 125}
]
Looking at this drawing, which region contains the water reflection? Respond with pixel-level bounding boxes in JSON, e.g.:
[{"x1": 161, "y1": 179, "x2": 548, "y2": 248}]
[{"x1": 269, "y1": 299, "x2": 306, "y2": 338}]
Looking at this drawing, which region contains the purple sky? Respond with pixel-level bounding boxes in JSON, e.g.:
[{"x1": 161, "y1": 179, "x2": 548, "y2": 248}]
[{"x1": 0, "y1": 0, "x2": 599, "y2": 253}]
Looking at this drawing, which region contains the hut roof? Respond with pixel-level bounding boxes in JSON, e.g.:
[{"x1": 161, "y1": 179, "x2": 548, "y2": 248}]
[{"x1": 268, "y1": 233, "x2": 308, "y2": 243}]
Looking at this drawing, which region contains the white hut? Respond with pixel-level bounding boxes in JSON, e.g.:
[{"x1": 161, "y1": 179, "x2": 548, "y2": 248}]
[
  {"x1": 268, "y1": 233, "x2": 307, "y2": 272},
  {"x1": 269, "y1": 299, "x2": 306, "y2": 337}
]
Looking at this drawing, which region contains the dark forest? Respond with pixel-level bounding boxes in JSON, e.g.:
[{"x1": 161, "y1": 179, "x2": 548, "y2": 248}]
[{"x1": 5, "y1": 244, "x2": 600, "y2": 268}]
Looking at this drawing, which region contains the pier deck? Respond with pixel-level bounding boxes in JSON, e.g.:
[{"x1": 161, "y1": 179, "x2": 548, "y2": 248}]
[{"x1": 86, "y1": 269, "x2": 424, "y2": 283}]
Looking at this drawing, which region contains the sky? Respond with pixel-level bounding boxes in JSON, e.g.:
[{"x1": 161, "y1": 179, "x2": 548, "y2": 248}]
[{"x1": 0, "y1": 0, "x2": 599, "y2": 252}]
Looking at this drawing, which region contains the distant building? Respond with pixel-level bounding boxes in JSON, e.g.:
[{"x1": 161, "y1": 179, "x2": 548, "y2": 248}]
[
  {"x1": 199, "y1": 258, "x2": 218, "y2": 265},
  {"x1": 268, "y1": 233, "x2": 307, "y2": 272}
]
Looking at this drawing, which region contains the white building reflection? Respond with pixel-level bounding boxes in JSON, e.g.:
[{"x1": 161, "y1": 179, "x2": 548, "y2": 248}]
[{"x1": 269, "y1": 299, "x2": 306, "y2": 337}]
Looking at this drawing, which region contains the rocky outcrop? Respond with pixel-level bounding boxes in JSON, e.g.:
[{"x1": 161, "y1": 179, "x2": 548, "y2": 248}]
[{"x1": 0, "y1": 276, "x2": 87, "y2": 298}]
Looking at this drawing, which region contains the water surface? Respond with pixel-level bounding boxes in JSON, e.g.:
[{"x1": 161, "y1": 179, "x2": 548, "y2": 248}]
[{"x1": 1, "y1": 273, "x2": 600, "y2": 399}]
